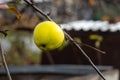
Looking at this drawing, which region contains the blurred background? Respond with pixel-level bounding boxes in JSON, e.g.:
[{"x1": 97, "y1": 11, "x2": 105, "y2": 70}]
[{"x1": 0, "y1": 0, "x2": 120, "y2": 80}]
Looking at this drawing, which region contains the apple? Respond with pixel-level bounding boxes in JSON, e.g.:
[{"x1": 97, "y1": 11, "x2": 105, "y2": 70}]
[{"x1": 33, "y1": 21, "x2": 65, "y2": 50}]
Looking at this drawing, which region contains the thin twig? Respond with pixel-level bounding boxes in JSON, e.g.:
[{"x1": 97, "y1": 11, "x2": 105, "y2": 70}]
[
  {"x1": 0, "y1": 30, "x2": 8, "y2": 37},
  {"x1": 64, "y1": 32, "x2": 105, "y2": 80},
  {"x1": 24, "y1": 0, "x2": 53, "y2": 21},
  {"x1": 0, "y1": 40, "x2": 12, "y2": 80},
  {"x1": 23, "y1": 0, "x2": 106, "y2": 80},
  {"x1": 44, "y1": 51, "x2": 55, "y2": 64},
  {"x1": 81, "y1": 43, "x2": 106, "y2": 54}
]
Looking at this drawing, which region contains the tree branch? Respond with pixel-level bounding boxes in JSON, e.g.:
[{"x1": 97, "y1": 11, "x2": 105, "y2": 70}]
[
  {"x1": 64, "y1": 32, "x2": 105, "y2": 80},
  {"x1": 24, "y1": 0, "x2": 53, "y2": 21},
  {"x1": 23, "y1": 0, "x2": 106, "y2": 80},
  {"x1": 0, "y1": 30, "x2": 12, "y2": 80},
  {"x1": 0, "y1": 40, "x2": 12, "y2": 80}
]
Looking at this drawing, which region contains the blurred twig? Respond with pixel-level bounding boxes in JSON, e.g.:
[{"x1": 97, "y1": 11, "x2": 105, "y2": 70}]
[
  {"x1": 0, "y1": 31, "x2": 12, "y2": 80},
  {"x1": 24, "y1": 0, "x2": 52, "y2": 21},
  {"x1": 44, "y1": 51, "x2": 55, "y2": 64},
  {"x1": 81, "y1": 43, "x2": 106, "y2": 54},
  {"x1": 23, "y1": 0, "x2": 106, "y2": 80},
  {"x1": 64, "y1": 32, "x2": 105, "y2": 80},
  {"x1": 0, "y1": 30, "x2": 8, "y2": 37}
]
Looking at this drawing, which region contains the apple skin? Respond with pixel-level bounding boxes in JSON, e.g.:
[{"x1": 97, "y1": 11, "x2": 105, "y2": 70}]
[{"x1": 33, "y1": 21, "x2": 65, "y2": 51}]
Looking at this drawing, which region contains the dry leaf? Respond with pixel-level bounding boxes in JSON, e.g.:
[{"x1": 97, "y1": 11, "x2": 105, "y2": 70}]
[
  {"x1": 89, "y1": 0, "x2": 96, "y2": 6},
  {"x1": 9, "y1": 7, "x2": 21, "y2": 19}
]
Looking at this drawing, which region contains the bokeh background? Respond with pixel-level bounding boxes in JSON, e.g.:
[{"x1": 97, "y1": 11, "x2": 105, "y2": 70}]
[{"x1": 0, "y1": 0, "x2": 120, "y2": 80}]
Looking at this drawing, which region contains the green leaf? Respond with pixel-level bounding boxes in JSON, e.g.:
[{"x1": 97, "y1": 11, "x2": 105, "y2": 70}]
[{"x1": 57, "y1": 40, "x2": 69, "y2": 51}]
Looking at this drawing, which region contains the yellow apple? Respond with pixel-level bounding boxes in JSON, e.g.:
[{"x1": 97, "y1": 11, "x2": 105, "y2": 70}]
[{"x1": 33, "y1": 21, "x2": 65, "y2": 51}]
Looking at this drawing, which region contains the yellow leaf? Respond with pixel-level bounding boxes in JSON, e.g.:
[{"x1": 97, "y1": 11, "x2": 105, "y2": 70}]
[
  {"x1": 9, "y1": 7, "x2": 21, "y2": 19},
  {"x1": 95, "y1": 41, "x2": 100, "y2": 48},
  {"x1": 90, "y1": 34, "x2": 98, "y2": 40},
  {"x1": 90, "y1": 34, "x2": 103, "y2": 41},
  {"x1": 89, "y1": 0, "x2": 96, "y2": 6}
]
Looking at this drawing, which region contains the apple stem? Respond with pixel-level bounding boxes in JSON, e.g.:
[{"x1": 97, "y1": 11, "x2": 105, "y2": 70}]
[{"x1": 24, "y1": 0, "x2": 106, "y2": 80}]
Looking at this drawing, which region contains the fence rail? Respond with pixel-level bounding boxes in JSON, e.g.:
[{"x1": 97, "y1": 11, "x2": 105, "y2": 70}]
[{"x1": 0, "y1": 65, "x2": 113, "y2": 75}]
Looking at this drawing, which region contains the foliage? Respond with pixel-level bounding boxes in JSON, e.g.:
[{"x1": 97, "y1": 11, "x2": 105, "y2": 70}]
[{"x1": 89, "y1": 34, "x2": 103, "y2": 48}]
